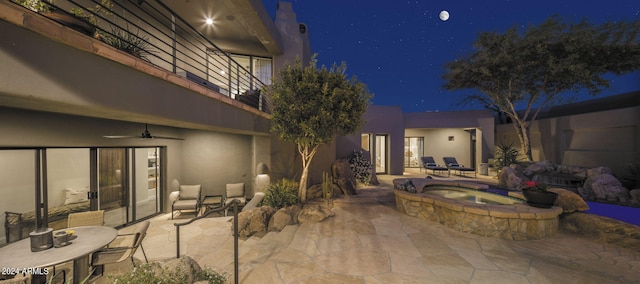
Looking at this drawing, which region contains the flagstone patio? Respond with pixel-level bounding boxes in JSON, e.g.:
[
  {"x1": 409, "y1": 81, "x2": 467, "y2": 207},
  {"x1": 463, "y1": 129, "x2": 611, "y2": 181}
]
[{"x1": 96, "y1": 170, "x2": 640, "y2": 283}]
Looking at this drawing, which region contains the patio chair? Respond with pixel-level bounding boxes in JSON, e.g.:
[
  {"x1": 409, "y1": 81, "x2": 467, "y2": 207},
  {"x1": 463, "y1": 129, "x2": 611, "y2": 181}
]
[
  {"x1": 171, "y1": 184, "x2": 202, "y2": 219},
  {"x1": 224, "y1": 183, "x2": 246, "y2": 216},
  {"x1": 442, "y1": 157, "x2": 476, "y2": 177},
  {"x1": 420, "y1": 156, "x2": 449, "y2": 175},
  {"x1": 91, "y1": 221, "x2": 150, "y2": 276},
  {"x1": 67, "y1": 210, "x2": 104, "y2": 228}
]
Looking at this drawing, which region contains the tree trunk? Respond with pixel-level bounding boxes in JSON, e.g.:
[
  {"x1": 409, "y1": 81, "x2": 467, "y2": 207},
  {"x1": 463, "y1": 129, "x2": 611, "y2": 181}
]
[
  {"x1": 513, "y1": 120, "x2": 533, "y2": 161},
  {"x1": 299, "y1": 162, "x2": 310, "y2": 203},
  {"x1": 298, "y1": 144, "x2": 320, "y2": 203}
]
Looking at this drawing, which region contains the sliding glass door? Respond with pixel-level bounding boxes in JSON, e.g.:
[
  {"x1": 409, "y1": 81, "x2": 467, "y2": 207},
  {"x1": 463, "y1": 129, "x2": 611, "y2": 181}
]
[
  {"x1": 0, "y1": 146, "x2": 163, "y2": 244},
  {"x1": 375, "y1": 135, "x2": 387, "y2": 174},
  {"x1": 0, "y1": 150, "x2": 37, "y2": 244},
  {"x1": 46, "y1": 149, "x2": 92, "y2": 230},
  {"x1": 100, "y1": 147, "x2": 163, "y2": 226},
  {"x1": 404, "y1": 137, "x2": 424, "y2": 168},
  {"x1": 98, "y1": 148, "x2": 128, "y2": 227},
  {"x1": 132, "y1": 148, "x2": 161, "y2": 221}
]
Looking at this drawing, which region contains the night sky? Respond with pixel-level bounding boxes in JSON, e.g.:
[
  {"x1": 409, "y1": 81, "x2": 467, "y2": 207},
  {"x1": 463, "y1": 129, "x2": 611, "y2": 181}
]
[{"x1": 263, "y1": 0, "x2": 640, "y2": 113}]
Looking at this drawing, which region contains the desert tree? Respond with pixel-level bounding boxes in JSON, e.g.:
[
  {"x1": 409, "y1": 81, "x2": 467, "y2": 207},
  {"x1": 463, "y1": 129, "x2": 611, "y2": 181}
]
[
  {"x1": 443, "y1": 16, "x2": 640, "y2": 161},
  {"x1": 268, "y1": 57, "x2": 372, "y2": 202}
]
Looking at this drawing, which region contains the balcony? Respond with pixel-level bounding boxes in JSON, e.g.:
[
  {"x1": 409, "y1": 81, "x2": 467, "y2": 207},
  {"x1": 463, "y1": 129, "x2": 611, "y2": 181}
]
[{"x1": 0, "y1": 0, "x2": 275, "y2": 134}]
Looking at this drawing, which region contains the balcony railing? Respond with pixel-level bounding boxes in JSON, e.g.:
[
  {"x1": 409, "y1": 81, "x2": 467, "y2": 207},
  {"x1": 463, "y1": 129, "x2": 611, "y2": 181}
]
[{"x1": 10, "y1": 0, "x2": 270, "y2": 113}]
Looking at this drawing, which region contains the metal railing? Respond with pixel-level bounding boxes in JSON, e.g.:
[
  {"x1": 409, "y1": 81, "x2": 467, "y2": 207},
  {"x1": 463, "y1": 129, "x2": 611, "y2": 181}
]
[
  {"x1": 174, "y1": 200, "x2": 240, "y2": 284},
  {"x1": 11, "y1": 0, "x2": 271, "y2": 113}
]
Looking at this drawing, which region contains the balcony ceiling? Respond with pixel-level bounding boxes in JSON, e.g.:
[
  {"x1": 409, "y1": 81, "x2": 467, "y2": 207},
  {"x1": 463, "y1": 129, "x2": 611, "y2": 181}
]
[{"x1": 164, "y1": 0, "x2": 283, "y2": 57}]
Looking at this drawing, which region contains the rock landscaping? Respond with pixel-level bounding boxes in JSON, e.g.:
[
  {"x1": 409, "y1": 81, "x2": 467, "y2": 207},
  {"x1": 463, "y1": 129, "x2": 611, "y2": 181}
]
[
  {"x1": 498, "y1": 160, "x2": 640, "y2": 251},
  {"x1": 498, "y1": 161, "x2": 640, "y2": 205}
]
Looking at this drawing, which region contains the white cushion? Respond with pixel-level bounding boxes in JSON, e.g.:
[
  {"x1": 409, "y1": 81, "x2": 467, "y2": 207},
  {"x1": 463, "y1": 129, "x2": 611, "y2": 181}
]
[
  {"x1": 173, "y1": 199, "x2": 198, "y2": 210},
  {"x1": 226, "y1": 183, "x2": 245, "y2": 198},
  {"x1": 64, "y1": 187, "x2": 90, "y2": 205},
  {"x1": 179, "y1": 185, "x2": 201, "y2": 200}
]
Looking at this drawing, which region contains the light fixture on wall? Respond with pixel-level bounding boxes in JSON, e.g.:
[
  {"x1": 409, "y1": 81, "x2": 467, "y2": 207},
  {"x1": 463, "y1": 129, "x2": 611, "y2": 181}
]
[{"x1": 448, "y1": 136, "x2": 455, "y2": 141}]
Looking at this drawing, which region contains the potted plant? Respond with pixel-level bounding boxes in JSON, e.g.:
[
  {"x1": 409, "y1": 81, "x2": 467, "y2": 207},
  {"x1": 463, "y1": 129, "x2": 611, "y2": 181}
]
[
  {"x1": 11, "y1": 0, "x2": 98, "y2": 36},
  {"x1": 100, "y1": 25, "x2": 155, "y2": 61},
  {"x1": 521, "y1": 181, "x2": 557, "y2": 208}
]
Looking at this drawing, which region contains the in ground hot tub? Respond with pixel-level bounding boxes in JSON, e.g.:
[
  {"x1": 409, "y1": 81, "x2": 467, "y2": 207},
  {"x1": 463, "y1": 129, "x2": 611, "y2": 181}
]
[
  {"x1": 394, "y1": 179, "x2": 562, "y2": 240},
  {"x1": 423, "y1": 186, "x2": 523, "y2": 205}
]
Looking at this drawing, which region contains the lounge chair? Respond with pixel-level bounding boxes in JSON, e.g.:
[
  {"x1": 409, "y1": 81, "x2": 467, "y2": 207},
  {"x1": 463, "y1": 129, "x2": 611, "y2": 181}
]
[
  {"x1": 420, "y1": 156, "x2": 449, "y2": 175},
  {"x1": 442, "y1": 157, "x2": 476, "y2": 177}
]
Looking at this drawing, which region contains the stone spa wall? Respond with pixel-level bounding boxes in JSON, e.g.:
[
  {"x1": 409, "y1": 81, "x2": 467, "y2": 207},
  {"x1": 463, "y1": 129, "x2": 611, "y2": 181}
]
[{"x1": 394, "y1": 186, "x2": 563, "y2": 240}]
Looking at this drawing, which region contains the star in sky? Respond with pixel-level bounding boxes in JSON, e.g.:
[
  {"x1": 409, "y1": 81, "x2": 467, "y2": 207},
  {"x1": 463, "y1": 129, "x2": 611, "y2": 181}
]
[{"x1": 264, "y1": 0, "x2": 640, "y2": 112}]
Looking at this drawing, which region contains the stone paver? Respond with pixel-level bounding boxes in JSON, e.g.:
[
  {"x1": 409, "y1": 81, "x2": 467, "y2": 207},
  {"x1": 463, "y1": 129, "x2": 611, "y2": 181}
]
[{"x1": 97, "y1": 172, "x2": 640, "y2": 283}]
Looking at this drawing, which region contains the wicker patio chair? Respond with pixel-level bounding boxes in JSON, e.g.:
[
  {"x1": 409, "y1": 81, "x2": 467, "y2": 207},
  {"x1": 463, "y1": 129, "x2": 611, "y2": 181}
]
[{"x1": 67, "y1": 210, "x2": 105, "y2": 228}]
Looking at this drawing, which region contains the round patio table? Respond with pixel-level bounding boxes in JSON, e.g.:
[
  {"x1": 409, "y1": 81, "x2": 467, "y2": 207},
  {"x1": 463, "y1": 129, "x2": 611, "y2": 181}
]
[{"x1": 0, "y1": 226, "x2": 117, "y2": 283}]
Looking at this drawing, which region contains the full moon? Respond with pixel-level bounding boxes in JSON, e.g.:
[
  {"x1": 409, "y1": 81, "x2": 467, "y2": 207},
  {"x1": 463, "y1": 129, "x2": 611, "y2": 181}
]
[{"x1": 439, "y1": 10, "x2": 449, "y2": 21}]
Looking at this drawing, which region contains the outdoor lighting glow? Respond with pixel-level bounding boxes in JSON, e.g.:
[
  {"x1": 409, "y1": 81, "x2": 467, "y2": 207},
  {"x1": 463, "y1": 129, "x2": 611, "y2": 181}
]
[
  {"x1": 220, "y1": 70, "x2": 225, "y2": 75},
  {"x1": 205, "y1": 18, "x2": 213, "y2": 25}
]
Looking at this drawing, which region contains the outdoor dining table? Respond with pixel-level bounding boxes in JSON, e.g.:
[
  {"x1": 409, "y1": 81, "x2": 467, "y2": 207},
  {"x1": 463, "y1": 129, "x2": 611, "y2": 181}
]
[{"x1": 0, "y1": 225, "x2": 117, "y2": 283}]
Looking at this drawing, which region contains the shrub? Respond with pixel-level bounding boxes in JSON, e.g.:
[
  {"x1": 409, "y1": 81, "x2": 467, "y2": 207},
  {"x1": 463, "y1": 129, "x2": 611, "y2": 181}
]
[
  {"x1": 109, "y1": 260, "x2": 227, "y2": 284},
  {"x1": 261, "y1": 179, "x2": 299, "y2": 210},
  {"x1": 348, "y1": 150, "x2": 373, "y2": 184},
  {"x1": 494, "y1": 142, "x2": 521, "y2": 172}
]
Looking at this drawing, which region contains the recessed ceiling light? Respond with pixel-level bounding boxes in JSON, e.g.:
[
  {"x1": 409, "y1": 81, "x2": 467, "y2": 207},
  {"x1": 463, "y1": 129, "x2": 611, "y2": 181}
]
[{"x1": 205, "y1": 18, "x2": 213, "y2": 25}]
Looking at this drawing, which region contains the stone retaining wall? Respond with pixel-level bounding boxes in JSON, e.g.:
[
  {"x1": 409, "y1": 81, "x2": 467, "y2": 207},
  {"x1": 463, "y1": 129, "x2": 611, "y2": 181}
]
[
  {"x1": 560, "y1": 212, "x2": 640, "y2": 252},
  {"x1": 394, "y1": 189, "x2": 563, "y2": 240}
]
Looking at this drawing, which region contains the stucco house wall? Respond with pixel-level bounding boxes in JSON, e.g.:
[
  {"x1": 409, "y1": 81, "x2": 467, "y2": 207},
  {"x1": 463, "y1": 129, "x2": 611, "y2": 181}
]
[
  {"x1": 496, "y1": 92, "x2": 640, "y2": 175},
  {"x1": 335, "y1": 107, "x2": 494, "y2": 176}
]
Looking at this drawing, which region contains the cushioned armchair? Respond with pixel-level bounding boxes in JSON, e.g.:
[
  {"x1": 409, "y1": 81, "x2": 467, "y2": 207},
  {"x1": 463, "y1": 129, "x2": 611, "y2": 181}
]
[
  {"x1": 171, "y1": 185, "x2": 202, "y2": 219},
  {"x1": 224, "y1": 183, "x2": 246, "y2": 216}
]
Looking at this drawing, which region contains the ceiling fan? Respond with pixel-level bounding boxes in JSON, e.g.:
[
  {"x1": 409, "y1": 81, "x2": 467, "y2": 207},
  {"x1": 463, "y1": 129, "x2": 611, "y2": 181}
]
[{"x1": 104, "y1": 123, "x2": 183, "y2": 140}]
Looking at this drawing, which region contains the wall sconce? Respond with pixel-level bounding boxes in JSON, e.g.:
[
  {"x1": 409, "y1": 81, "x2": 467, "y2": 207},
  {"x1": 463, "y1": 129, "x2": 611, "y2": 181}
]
[{"x1": 448, "y1": 136, "x2": 455, "y2": 141}]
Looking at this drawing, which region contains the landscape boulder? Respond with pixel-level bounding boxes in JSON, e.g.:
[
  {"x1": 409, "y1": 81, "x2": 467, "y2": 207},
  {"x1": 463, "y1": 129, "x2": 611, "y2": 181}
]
[
  {"x1": 523, "y1": 160, "x2": 555, "y2": 176},
  {"x1": 235, "y1": 206, "x2": 276, "y2": 238},
  {"x1": 583, "y1": 173, "x2": 630, "y2": 202},
  {"x1": 498, "y1": 166, "x2": 524, "y2": 189},
  {"x1": 547, "y1": 187, "x2": 589, "y2": 212},
  {"x1": 268, "y1": 205, "x2": 301, "y2": 232},
  {"x1": 332, "y1": 158, "x2": 358, "y2": 196},
  {"x1": 306, "y1": 183, "x2": 342, "y2": 201},
  {"x1": 629, "y1": 189, "x2": 640, "y2": 205},
  {"x1": 587, "y1": 166, "x2": 614, "y2": 177},
  {"x1": 297, "y1": 204, "x2": 334, "y2": 223},
  {"x1": 157, "y1": 256, "x2": 202, "y2": 283},
  {"x1": 561, "y1": 212, "x2": 640, "y2": 252}
]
